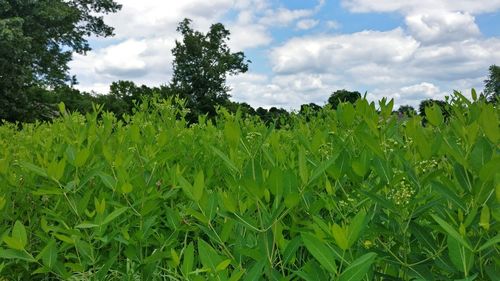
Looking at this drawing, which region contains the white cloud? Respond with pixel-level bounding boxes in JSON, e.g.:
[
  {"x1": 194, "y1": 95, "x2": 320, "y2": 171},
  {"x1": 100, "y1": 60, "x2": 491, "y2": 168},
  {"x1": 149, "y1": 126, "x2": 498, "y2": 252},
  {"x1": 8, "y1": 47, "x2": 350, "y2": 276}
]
[
  {"x1": 341, "y1": 0, "x2": 499, "y2": 44},
  {"x1": 296, "y1": 19, "x2": 320, "y2": 30},
  {"x1": 259, "y1": 7, "x2": 315, "y2": 27},
  {"x1": 271, "y1": 28, "x2": 419, "y2": 74},
  {"x1": 264, "y1": 27, "x2": 500, "y2": 108},
  {"x1": 341, "y1": 0, "x2": 500, "y2": 14},
  {"x1": 326, "y1": 20, "x2": 341, "y2": 30},
  {"x1": 405, "y1": 11, "x2": 480, "y2": 43}
]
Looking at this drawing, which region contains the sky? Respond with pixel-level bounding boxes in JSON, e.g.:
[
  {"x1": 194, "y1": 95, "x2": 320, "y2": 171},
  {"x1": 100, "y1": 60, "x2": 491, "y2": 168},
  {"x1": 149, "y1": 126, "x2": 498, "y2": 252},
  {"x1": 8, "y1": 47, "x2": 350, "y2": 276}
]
[{"x1": 69, "y1": 0, "x2": 500, "y2": 110}]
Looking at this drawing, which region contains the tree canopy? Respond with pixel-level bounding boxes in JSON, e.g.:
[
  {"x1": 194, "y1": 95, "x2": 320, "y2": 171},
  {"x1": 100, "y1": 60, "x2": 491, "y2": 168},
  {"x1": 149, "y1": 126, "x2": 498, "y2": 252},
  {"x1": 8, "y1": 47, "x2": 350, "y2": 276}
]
[
  {"x1": 170, "y1": 18, "x2": 250, "y2": 120},
  {"x1": 484, "y1": 64, "x2": 500, "y2": 103},
  {"x1": 0, "y1": 0, "x2": 121, "y2": 122},
  {"x1": 327, "y1": 89, "x2": 362, "y2": 109}
]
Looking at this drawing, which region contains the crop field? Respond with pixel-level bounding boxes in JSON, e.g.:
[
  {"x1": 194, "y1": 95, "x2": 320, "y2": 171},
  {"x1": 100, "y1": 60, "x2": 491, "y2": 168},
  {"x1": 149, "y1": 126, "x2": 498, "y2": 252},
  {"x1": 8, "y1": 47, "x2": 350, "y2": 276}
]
[{"x1": 0, "y1": 94, "x2": 499, "y2": 280}]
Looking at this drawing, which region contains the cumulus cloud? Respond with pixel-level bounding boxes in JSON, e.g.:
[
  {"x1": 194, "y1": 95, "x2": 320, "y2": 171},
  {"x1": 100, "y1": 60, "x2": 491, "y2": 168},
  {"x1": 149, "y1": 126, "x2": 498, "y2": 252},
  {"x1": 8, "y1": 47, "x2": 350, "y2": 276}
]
[
  {"x1": 341, "y1": 0, "x2": 500, "y2": 14},
  {"x1": 265, "y1": 27, "x2": 500, "y2": 108},
  {"x1": 326, "y1": 20, "x2": 341, "y2": 30},
  {"x1": 405, "y1": 11, "x2": 480, "y2": 43},
  {"x1": 296, "y1": 19, "x2": 320, "y2": 30},
  {"x1": 271, "y1": 28, "x2": 419, "y2": 74}
]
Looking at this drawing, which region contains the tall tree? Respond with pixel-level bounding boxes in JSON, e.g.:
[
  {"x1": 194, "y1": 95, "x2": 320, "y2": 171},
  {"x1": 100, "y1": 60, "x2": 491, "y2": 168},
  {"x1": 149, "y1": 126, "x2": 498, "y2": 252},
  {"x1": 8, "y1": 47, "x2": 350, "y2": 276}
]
[
  {"x1": 170, "y1": 18, "x2": 250, "y2": 120},
  {"x1": 484, "y1": 65, "x2": 500, "y2": 103},
  {"x1": 0, "y1": 0, "x2": 121, "y2": 122},
  {"x1": 397, "y1": 105, "x2": 417, "y2": 117},
  {"x1": 327, "y1": 89, "x2": 362, "y2": 109}
]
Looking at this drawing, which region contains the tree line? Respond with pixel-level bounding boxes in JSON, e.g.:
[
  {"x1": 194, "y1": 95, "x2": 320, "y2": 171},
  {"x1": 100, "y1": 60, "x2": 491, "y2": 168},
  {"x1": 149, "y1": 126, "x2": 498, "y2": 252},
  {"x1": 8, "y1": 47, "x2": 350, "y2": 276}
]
[{"x1": 1, "y1": 1, "x2": 499, "y2": 125}]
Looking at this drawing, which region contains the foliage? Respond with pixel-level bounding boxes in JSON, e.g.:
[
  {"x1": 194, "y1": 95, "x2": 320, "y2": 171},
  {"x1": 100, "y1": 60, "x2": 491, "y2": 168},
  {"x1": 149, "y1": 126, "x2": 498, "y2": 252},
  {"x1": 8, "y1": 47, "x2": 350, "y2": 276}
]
[
  {"x1": 0, "y1": 91, "x2": 498, "y2": 280},
  {"x1": 397, "y1": 105, "x2": 417, "y2": 117},
  {"x1": 170, "y1": 18, "x2": 250, "y2": 121},
  {"x1": 484, "y1": 65, "x2": 500, "y2": 103},
  {"x1": 0, "y1": 0, "x2": 121, "y2": 122},
  {"x1": 418, "y1": 99, "x2": 451, "y2": 124},
  {"x1": 327, "y1": 89, "x2": 362, "y2": 109}
]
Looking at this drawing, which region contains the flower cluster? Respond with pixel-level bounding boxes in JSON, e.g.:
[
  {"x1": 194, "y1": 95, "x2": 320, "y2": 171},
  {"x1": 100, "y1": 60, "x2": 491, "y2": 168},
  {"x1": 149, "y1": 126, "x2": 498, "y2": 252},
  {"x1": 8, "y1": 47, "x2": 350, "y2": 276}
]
[
  {"x1": 416, "y1": 159, "x2": 439, "y2": 174},
  {"x1": 387, "y1": 178, "x2": 416, "y2": 206},
  {"x1": 245, "y1": 131, "x2": 261, "y2": 143},
  {"x1": 318, "y1": 143, "x2": 333, "y2": 159}
]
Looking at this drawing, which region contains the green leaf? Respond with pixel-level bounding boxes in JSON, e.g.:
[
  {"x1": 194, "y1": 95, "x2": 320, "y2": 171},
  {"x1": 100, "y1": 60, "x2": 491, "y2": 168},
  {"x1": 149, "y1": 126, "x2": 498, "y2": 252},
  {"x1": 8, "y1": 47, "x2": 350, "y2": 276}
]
[
  {"x1": 309, "y1": 155, "x2": 338, "y2": 184},
  {"x1": 40, "y1": 240, "x2": 58, "y2": 269},
  {"x1": 425, "y1": 104, "x2": 444, "y2": 126},
  {"x1": 477, "y1": 234, "x2": 500, "y2": 252},
  {"x1": 193, "y1": 170, "x2": 204, "y2": 202},
  {"x1": 216, "y1": 259, "x2": 231, "y2": 271},
  {"x1": 47, "y1": 159, "x2": 65, "y2": 181},
  {"x1": 12, "y1": 221, "x2": 28, "y2": 250},
  {"x1": 20, "y1": 161, "x2": 47, "y2": 178},
  {"x1": 339, "y1": 252, "x2": 377, "y2": 281},
  {"x1": 301, "y1": 233, "x2": 337, "y2": 274},
  {"x1": 75, "y1": 222, "x2": 99, "y2": 229},
  {"x1": 285, "y1": 192, "x2": 300, "y2": 209},
  {"x1": 243, "y1": 260, "x2": 265, "y2": 281},
  {"x1": 211, "y1": 146, "x2": 239, "y2": 173},
  {"x1": 3, "y1": 237, "x2": 24, "y2": 251},
  {"x1": 0, "y1": 248, "x2": 36, "y2": 262},
  {"x1": 121, "y1": 182, "x2": 133, "y2": 194},
  {"x1": 432, "y1": 181, "x2": 466, "y2": 210},
  {"x1": 198, "y1": 239, "x2": 223, "y2": 272},
  {"x1": 75, "y1": 148, "x2": 91, "y2": 167},
  {"x1": 448, "y1": 235, "x2": 474, "y2": 274},
  {"x1": 298, "y1": 147, "x2": 309, "y2": 185},
  {"x1": 331, "y1": 224, "x2": 349, "y2": 250},
  {"x1": 479, "y1": 157, "x2": 500, "y2": 182},
  {"x1": 431, "y1": 215, "x2": 472, "y2": 250},
  {"x1": 75, "y1": 240, "x2": 94, "y2": 263},
  {"x1": 182, "y1": 243, "x2": 194, "y2": 277},
  {"x1": 98, "y1": 172, "x2": 116, "y2": 190},
  {"x1": 101, "y1": 207, "x2": 128, "y2": 226},
  {"x1": 229, "y1": 268, "x2": 246, "y2": 281},
  {"x1": 479, "y1": 205, "x2": 490, "y2": 231},
  {"x1": 479, "y1": 105, "x2": 499, "y2": 143},
  {"x1": 283, "y1": 236, "x2": 301, "y2": 265},
  {"x1": 470, "y1": 138, "x2": 492, "y2": 171},
  {"x1": 347, "y1": 210, "x2": 367, "y2": 248}
]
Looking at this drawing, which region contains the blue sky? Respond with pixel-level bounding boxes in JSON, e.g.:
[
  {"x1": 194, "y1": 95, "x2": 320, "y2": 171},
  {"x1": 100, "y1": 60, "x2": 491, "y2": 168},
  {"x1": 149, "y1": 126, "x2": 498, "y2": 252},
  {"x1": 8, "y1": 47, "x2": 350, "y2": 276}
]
[{"x1": 70, "y1": 0, "x2": 500, "y2": 109}]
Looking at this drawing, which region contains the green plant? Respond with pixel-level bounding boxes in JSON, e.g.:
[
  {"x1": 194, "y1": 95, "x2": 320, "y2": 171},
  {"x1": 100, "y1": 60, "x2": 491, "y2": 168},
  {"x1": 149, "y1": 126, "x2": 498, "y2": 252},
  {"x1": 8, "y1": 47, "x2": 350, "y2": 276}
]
[{"x1": 0, "y1": 92, "x2": 498, "y2": 280}]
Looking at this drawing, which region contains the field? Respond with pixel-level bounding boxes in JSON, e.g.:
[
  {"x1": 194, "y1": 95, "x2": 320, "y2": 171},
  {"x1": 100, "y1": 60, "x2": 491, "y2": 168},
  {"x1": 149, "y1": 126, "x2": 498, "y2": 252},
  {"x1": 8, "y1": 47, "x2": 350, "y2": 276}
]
[{"x1": 0, "y1": 94, "x2": 499, "y2": 280}]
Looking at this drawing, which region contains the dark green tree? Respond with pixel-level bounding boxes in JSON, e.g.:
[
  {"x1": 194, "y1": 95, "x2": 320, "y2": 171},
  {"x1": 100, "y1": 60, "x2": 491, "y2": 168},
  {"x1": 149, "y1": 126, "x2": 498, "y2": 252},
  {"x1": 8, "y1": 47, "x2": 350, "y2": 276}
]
[
  {"x1": 170, "y1": 18, "x2": 250, "y2": 120},
  {"x1": 0, "y1": 0, "x2": 121, "y2": 122},
  {"x1": 299, "y1": 103, "x2": 322, "y2": 115},
  {"x1": 327, "y1": 89, "x2": 362, "y2": 109},
  {"x1": 484, "y1": 65, "x2": 500, "y2": 103},
  {"x1": 397, "y1": 105, "x2": 417, "y2": 117}
]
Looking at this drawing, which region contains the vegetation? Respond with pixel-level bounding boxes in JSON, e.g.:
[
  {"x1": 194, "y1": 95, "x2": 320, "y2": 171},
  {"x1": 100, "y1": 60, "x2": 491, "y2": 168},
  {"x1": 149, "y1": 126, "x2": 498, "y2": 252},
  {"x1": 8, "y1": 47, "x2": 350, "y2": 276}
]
[
  {"x1": 0, "y1": 0, "x2": 122, "y2": 123},
  {"x1": 484, "y1": 65, "x2": 500, "y2": 103},
  {"x1": 0, "y1": 92, "x2": 498, "y2": 280},
  {"x1": 327, "y1": 90, "x2": 362, "y2": 110},
  {"x1": 170, "y1": 18, "x2": 250, "y2": 121}
]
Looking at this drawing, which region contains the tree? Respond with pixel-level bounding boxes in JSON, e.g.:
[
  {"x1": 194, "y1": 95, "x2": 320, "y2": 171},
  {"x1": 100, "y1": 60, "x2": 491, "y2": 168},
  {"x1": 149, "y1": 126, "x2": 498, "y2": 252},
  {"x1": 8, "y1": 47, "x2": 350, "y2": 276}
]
[
  {"x1": 170, "y1": 18, "x2": 250, "y2": 120},
  {"x1": 484, "y1": 65, "x2": 500, "y2": 103},
  {"x1": 299, "y1": 103, "x2": 322, "y2": 115},
  {"x1": 327, "y1": 89, "x2": 362, "y2": 109},
  {"x1": 0, "y1": 0, "x2": 121, "y2": 122},
  {"x1": 397, "y1": 105, "x2": 417, "y2": 117}
]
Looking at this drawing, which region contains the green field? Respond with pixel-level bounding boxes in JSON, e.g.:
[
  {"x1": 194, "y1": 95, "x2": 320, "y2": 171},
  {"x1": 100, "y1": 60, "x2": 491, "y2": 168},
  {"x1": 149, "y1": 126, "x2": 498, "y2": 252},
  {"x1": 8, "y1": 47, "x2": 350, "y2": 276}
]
[{"x1": 0, "y1": 94, "x2": 499, "y2": 280}]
